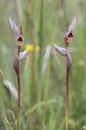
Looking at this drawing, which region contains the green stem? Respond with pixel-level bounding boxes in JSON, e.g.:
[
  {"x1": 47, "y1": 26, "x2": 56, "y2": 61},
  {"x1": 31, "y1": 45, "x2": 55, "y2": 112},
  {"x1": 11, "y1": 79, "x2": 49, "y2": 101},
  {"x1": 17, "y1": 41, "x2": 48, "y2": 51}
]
[
  {"x1": 38, "y1": 0, "x2": 44, "y2": 73},
  {"x1": 28, "y1": 1, "x2": 36, "y2": 130},
  {"x1": 16, "y1": 0, "x2": 22, "y2": 24}
]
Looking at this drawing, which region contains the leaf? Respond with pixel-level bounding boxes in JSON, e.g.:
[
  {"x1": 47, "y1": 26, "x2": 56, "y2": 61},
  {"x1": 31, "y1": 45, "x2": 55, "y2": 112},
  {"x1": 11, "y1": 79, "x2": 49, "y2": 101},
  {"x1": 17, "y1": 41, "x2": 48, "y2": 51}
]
[
  {"x1": 26, "y1": 99, "x2": 57, "y2": 115},
  {"x1": 41, "y1": 45, "x2": 51, "y2": 76},
  {"x1": 3, "y1": 80, "x2": 18, "y2": 100}
]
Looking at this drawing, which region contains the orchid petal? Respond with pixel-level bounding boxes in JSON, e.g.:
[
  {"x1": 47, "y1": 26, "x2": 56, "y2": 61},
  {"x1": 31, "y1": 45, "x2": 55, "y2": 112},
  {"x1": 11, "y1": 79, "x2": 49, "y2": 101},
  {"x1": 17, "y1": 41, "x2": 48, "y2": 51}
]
[
  {"x1": 69, "y1": 17, "x2": 76, "y2": 32},
  {"x1": 9, "y1": 18, "x2": 19, "y2": 36},
  {"x1": 19, "y1": 50, "x2": 28, "y2": 60},
  {"x1": 54, "y1": 43, "x2": 72, "y2": 69},
  {"x1": 53, "y1": 44, "x2": 66, "y2": 56}
]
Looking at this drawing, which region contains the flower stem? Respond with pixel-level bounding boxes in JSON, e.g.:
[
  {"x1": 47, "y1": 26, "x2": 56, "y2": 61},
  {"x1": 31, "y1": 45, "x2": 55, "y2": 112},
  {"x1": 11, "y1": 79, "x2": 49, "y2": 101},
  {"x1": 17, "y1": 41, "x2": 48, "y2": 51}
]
[
  {"x1": 65, "y1": 47, "x2": 70, "y2": 130},
  {"x1": 17, "y1": 74, "x2": 20, "y2": 130},
  {"x1": 17, "y1": 46, "x2": 21, "y2": 130},
  {"x1": 65, "y1": 66, "x2": 69, "y2": 130}
]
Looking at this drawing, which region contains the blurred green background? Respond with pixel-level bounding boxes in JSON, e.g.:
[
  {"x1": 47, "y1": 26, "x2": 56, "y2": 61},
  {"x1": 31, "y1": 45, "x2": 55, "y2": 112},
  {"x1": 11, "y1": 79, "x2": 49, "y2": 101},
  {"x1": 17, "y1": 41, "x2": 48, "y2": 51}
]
[{"x1": 0, "y1": 0, "x2": 86, "y2": 130}]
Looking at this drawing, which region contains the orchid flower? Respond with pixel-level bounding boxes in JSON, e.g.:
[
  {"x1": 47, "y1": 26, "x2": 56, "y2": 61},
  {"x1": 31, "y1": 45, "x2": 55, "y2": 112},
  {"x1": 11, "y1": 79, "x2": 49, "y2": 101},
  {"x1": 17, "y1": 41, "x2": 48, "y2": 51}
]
[
  {"x1": 64, "y1": 17, "x2": 76, "y2": 46},
  {"x1": 9, "y1": 18, "x2": 24, "y2": 43}
]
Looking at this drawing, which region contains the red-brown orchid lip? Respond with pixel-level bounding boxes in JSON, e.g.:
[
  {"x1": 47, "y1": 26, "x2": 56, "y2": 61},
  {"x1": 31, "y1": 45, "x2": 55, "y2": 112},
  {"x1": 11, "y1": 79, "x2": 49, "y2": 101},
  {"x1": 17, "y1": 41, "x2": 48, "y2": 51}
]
[
  {"x1": 16, "y1": 35, "x2": 24, "y2": 42},
  {"x1": 64, "y1": 17, "x2": 76, "y2": 44},
  {"x1": 64, "y1": 30, "x2": 73, "y2": 38},
  {"x1": 64, "y1": 31, "x2": 73, "y2": 43}
]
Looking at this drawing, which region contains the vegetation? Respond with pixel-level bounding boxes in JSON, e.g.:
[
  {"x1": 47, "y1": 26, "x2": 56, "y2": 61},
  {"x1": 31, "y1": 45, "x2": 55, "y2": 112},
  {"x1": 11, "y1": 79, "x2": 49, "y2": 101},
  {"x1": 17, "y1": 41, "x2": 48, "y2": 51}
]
[{"x1": 0, "y1": 0, "x2": 86, "y2": 130}]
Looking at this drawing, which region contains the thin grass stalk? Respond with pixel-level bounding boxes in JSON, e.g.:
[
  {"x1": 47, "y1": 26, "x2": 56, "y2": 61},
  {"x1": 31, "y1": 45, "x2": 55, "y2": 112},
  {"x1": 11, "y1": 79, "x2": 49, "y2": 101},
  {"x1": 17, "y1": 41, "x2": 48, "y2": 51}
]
[
  {"x1": 42, "y1": 60, "x2": 51, "y2": 128},
  {"x1": 39, "y1": 0, "x2": 44, "y2": 73},
  {"x1": 39, "y1": 0, "x2": 44, "y2": 45},
  {"x1": 28, "y1": 1, "x2": 36, "y2": 130},
  {"x1": 16, "y1": 0, "x2": 22, "y2": 24},
  {"x1": 37, "y1": 0, "x2": 44, "y2": 104},
  {"x1": 61, "y1": 0, "x2": 70, "y2": 21}
]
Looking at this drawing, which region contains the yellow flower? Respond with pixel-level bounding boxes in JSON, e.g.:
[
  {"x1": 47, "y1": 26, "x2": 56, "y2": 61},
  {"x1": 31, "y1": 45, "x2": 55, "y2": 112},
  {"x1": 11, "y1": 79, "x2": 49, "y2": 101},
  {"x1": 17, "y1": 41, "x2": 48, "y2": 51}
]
[{"x1": 25, "y1": 44, "x2": 40, "y2": 52}]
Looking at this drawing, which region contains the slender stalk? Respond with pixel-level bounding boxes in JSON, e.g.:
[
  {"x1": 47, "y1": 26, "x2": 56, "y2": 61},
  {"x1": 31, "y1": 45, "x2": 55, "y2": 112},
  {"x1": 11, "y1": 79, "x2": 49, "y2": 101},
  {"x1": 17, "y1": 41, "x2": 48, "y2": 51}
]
[
  {"x1": 65, "y1": 47, "x2": 70, "y2": 130},
  {"x1": 65, "y1": 66, "x2": 69, "y2": 130},
  {"x1": 61, "y1": 0, "x2": 70, "y2": 21},
  {"x1": 17, "y1": 74, "x2": 20, "y2": 130},
  {"x1": 39, "y1": 0, "x2": 44, "y2": 73},
  {"x1": 17, "y1": 46, "x2": 21, "y2": 130},
  {"x1": 16, "y1": 0, "x2": 22, "y2": 24},
  {"x1": 28, "y1": 1, "x2": 36, "y2": 130},
  {"x1": 39, "y1": 0, "x2": 44, "y2": 46}
]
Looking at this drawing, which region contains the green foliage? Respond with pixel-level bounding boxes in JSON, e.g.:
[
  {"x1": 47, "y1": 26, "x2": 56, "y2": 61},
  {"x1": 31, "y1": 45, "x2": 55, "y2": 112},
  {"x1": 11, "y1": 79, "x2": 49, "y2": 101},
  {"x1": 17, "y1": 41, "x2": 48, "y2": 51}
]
[{"x1": 0, "y1": 0, "x2": 86, "y2": 130}]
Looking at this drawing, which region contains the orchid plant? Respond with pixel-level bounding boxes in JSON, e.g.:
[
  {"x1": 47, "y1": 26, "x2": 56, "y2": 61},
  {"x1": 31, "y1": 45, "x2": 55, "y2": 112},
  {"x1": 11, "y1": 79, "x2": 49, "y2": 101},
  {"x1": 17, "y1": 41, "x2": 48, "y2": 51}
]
[
  {"x1": 9, "y1": 18, "x2": 28, "y2": 130},
  {"x1": 54, "y1": 17, "x2": 76, "y2": 130}
]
